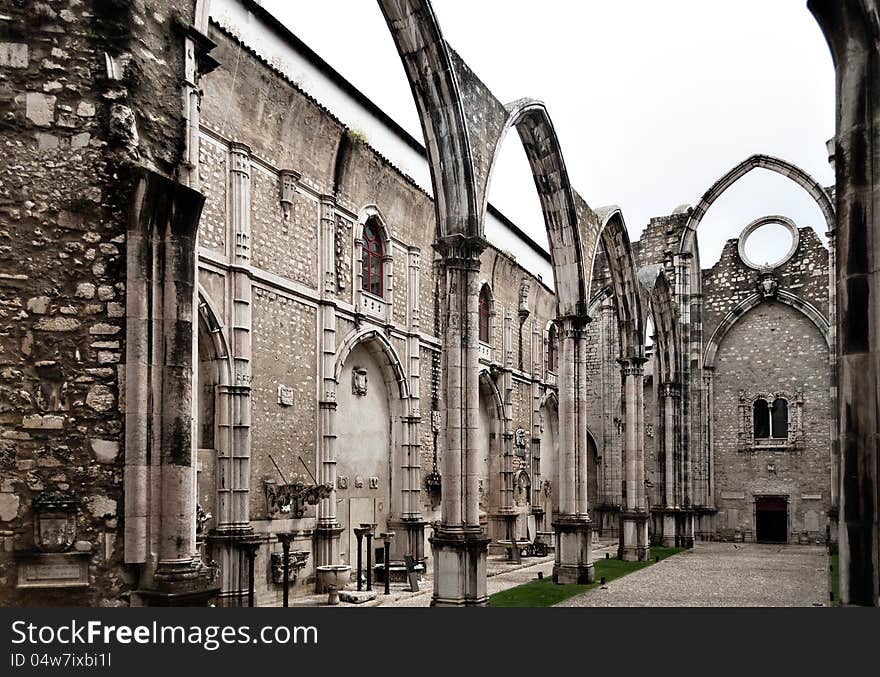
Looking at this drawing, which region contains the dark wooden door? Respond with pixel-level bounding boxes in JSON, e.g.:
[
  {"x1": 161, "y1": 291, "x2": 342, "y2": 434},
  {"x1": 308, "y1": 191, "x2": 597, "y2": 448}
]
[{"x1": 755, "y1": 496, "x2": 788, "y2": 543}]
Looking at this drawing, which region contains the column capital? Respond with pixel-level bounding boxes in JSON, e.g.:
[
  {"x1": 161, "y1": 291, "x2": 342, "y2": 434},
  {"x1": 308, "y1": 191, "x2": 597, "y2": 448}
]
[{"x1": 433, "y1": 233, "x2": 487, "y2": 267}]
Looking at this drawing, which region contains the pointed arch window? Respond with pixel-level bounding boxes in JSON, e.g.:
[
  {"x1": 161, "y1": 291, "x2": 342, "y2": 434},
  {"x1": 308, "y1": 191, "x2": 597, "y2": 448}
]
[
  {"x1": 479, "y1": 285, "x2": 491, "y2": 343},
  {"x1": 362, "y1": 220, "x2": 384, "y2": 297}
]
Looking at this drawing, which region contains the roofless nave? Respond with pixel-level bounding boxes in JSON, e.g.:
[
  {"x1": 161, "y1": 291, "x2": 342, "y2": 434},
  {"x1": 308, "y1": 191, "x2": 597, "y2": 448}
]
[{"x1": 0, "y1": 0, "x2": 877, "y2": 607}]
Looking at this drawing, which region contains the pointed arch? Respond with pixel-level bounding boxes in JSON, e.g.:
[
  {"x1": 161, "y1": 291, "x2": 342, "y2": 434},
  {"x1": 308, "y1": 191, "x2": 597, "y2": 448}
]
[
  {"x1": 704, "y1": 291, "x2": 831, "y2": 370},
  {"x1": 334, "y1": 327, "x2": 410, "y2": 400},
  {"x1": 592, "y1": 207, "x2": 645, "y2": 359},
  {"x1": 641, "y1": 270, "x2": 679, "y2": 384},
  {"x1": 197, "y1": 286, "x2": 231, "y2": 386},
  {"x1": 678, "y1": 154, "x2": 835, "y2": 256},
  {"x1": 377, "y1": 0, "x2": 479, "y2": 238},
  {"x1": 482, "y1": 99, "x2": 587, "y2": 316}
]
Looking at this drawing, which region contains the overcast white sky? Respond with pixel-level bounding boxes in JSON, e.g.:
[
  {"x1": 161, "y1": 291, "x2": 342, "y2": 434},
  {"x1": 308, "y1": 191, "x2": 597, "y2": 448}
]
[{"x1": 261, "y1": 0, "x2": 835, "y2": 269}]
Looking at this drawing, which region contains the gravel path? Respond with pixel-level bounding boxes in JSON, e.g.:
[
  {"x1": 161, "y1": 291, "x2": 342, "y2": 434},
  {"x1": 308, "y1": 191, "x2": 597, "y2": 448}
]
[{"x1": 556, "y1": 542, "x2": 829, "y2": 607}]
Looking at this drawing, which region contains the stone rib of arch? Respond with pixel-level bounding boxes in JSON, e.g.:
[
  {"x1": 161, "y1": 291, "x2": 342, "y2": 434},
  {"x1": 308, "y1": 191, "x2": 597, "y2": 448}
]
[
  {"x1": 679, "y1": 153, "x2": 835, "y2": 256},
  {"x1": 703, "y1": 290, "x2": 831, "y2": 369},
  {"x1": 333, "y1": 327, "x2": 410, "y2": 400}
]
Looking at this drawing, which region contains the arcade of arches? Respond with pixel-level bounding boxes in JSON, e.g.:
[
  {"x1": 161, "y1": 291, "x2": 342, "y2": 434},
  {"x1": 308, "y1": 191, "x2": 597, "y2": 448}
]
[{"x1": 1, "y1": 0, "x2": 879, "y2": 609}]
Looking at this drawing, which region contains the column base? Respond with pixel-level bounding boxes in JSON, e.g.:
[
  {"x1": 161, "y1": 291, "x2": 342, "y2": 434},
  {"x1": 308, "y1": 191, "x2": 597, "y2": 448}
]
[
  {"x1": 207, "y1": 528, "x2": 256, "y2": 607},
  {"x1": 388, "y1": 517, "x2": 427, "y2": 565},
  {"x1": 552, "y1": 517, "x2": 595, "y2": 584},
  {"x1": 314, "y1": 523, "x2": 343, "y2": 566},
  {"x1": 136, "y1": 558, "x2": 220, "y2": 607},
  {"x1": 618, "y1": 511, "x2": 649, "y2": 561},
  {"x1": 430, "y1": 528, "x2": 490, "y2": 607}
]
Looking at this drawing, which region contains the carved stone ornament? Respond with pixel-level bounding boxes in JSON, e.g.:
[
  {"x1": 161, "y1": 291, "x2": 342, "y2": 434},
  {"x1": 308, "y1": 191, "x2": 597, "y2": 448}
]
[
  {"x1": 431, "y1": 410, "x2": 441, "y2": 433},
  {"x1": 354, "y1": 476, "x2": 364, "y2": 489},
  {"x1": 515, "y1": 427, "x2": 527, "y2": 451},
  {"x1": 369, "y1": 476, "x2": 379, "y2": 490},
  {"x1": 32, "y1": 491, "x2": 78, "y2": 553},
  {"x1": 264, "y1": 480, "x2": 333, "y2": 518},
  {"x1": 352, "y1": 367, "x2": 368, "y2": 396},
  {"x1": 757, "y1": 272, "x2": 779, "y2": 299},
  {"x1": 270, "y1": 550, "x2": 309, "y2": 584},
  {"x1": 337, "y1": 476, "x2": 349, "y2": 490}
]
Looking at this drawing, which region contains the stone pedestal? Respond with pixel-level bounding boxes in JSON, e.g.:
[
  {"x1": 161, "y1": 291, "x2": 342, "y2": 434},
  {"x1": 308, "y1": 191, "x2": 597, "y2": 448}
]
[
  {"x1": 552, "y1": 518, "x2": 595, "y2": 584},
  {"x1": 619, "y1": 510, "x2": 649, "y2": 561},
  {"x1": 430, "y1": 529, "x2": 489, "y2": 607},
  {"x1": 661, "y1": 512, "x2": 677, "y2": 548}
]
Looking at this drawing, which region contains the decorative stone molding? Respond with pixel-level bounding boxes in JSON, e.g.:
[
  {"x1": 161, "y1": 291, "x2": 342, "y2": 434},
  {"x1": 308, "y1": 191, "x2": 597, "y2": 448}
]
[
  {"x1": 264, "y1": 480, "x2": 333, "y2": 518},
  {"x1": 276, "y1": 384, "x2": 294, "y2": 407},
  {"x1": 756, "y1": 271, "x2": 779, "y2": 300},
  {"x1": 278, "y1": 169, "x2": 300, "y2": 222},
  {"x1": 737, "y1": 390, "x2": 804, "y2": 452},
  {"x1": 270, "y1": 549, "x2": 309, "y2": 584},
  {"x1": 352, "y1": 366, "x2": 368, "y2": 396}
]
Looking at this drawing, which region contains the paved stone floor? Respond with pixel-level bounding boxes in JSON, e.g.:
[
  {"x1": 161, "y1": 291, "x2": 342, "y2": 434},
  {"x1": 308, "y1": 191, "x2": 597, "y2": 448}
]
[{"x1": 556, "y1": 542, "x2": 829, "y2": 607}]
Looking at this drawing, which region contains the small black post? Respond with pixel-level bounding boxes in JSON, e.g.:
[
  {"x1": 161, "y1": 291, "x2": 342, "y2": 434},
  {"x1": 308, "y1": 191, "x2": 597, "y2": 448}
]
[
  {"x1": 277, "y1": 532, "x2": 294, "y2": 609},
  {"x1": 354, "y1": 528, "x2": 366, "y2": 592},
  {"x1": 600, "y1": 576, "x2": 606, "y2": 585},
  {"x1": 362, "y1": 523, "x2": 375, "y2": 592},
  {"x1": 605, "y1": 552, "x2": 610, "y2": 559},
  {"x1": 239, "y1": 538, "x2": 261, "y2": 608}
]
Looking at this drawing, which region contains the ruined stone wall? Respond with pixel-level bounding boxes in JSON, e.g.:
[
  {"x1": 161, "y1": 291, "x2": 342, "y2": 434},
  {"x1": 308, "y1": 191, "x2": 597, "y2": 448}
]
[
  {"x1": 702, "y1": 228, "x2": 829, "y2": 340},
  {"x1": 0, "y1": 0, "x2": 196, "y2": 606},
  {"x1": 711, "y1": 302, "x2": 832, "y2": 541}
]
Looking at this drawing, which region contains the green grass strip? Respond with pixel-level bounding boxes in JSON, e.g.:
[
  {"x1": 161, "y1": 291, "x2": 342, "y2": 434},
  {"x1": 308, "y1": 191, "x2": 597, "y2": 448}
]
[{"x1": 488, "y1": 546, "x2": 685, "y2": 608}]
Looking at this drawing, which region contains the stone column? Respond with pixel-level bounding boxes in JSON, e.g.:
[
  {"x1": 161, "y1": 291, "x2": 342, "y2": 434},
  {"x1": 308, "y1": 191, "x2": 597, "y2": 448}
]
[
  {"x1": 498, "y1": 309, "x2": 516, "y2": 541},
  {"x1": 125, "y1": 169, "x2": 215, "y2": 604},
  {"x1": 430, "y1": 234, "x2": 489, "y2": 607},
  {"x1": 660, "y1": 382, "x2": 679, "y2": 547},
  {"x1": 825, "y1": 226, "x2": 839, "y2": 541},
  {"x1": 619, "y1": 358, "x2": 649, "y2": 561},
  {"x1": 810, "y1": 0, "x2": 880, "y2": 607},
  {"x1": 552, "y1": 317, "x2": 594, "y2": 585},
  {"x1": 390, "y1": 246, "x2": 426, "y2": 564},
  {"x1": 530, "y1": 320, "x2": 543, "y2": 525},
  {"x1": 315, "y1": 194, "x2": 342, "y2": 570}
]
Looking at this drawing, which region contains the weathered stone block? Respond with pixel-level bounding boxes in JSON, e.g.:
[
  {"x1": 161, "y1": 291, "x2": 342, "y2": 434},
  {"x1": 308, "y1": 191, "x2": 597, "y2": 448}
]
[
  {"x1": 23, "y1": 92, "x2": 56, "y2": 127},
  {"x1": 0, "y1": 43, "x2": 28, "y2": 68},
  {"x1": 0, "y1": 493, "x2": 20, "y2": 521},
  {"x1": 35, "y1": 317, "x2": 80, "y2": 332},
  {"x1": 89, "y1": 323, "x2": 119, "y2": 335},
  {"x1": 22, "y1": 414, "x2": 64, "y2": 429},
  {"x1": 88, "y1": 495, "x2": 116, "y2": 518},
  {"x1": 90, "y1": 439, "x2": 119, "y2": 464},
  {"x1": 85, "y1": 385, "x2": 114, "y2": 412}
]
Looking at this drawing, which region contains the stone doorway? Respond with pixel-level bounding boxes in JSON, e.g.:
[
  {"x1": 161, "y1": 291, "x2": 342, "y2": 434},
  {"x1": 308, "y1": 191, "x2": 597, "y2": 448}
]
[{"x1": 755, "y1": 496, "x2": 788, "y2": 543}]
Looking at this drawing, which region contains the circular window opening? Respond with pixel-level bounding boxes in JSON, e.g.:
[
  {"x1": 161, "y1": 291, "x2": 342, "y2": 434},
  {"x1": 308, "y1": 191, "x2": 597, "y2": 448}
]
[{"x1": 738, "y1": 217, "x2": 799, "y2": 270}]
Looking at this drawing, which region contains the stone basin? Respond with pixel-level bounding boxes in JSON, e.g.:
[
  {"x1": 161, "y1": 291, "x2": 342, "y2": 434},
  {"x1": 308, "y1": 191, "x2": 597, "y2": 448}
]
[{"x1": 315, "y1": 564, "x2": 351, "y2": 593}]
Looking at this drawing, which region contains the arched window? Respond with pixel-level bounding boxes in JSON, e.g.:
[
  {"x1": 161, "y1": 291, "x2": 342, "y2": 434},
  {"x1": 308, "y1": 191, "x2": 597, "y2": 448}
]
[
  {"x1": 753, "y1": 397, "x2": 789, "y2": 440},
  {"x1": 479, "y1": 285, "x2": 491, "y2": 343},
  {"x1": 771, "y1": 398, "x2": 789, "y2": 439},
  {"x1": 753, "y1": 399, "x2": 770, "y2": 439},
  {"x1": 547, "y1": 324, "x2": 558, "y2": 373},
  {"x1": 362, "y1": 219, "x2": 383, "y2": 297}
]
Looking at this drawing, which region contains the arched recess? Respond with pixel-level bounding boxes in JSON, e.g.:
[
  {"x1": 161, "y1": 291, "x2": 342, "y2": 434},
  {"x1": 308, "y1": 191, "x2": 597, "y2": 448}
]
[
  {"x1": 482, "y1": 99, "x2": 587, "y2": 317},
  {"x1": 644, "y1": 271, "x2": 679, "y2": 385},
  {"x1": 592, "y1": 207, "x2": 645, "y2": 359},
  {"x1": 704, "y1": 291, "x2": 831, "y2": 369},
  {"x1": 195, "y1": 287, "x2": 237, "y2": 598},
  {"x1": 333, "y1": 328, "x2": 411, "y2": 566},
  {"x1": 377, "y1": 0, "x2": 479, "y2": 238},
  {"x1": 477, "y1": 369, "x2": 510, "y2": 545},
  {"x1": 678, "y1": 154, "x2": 835, "y2": 259}
]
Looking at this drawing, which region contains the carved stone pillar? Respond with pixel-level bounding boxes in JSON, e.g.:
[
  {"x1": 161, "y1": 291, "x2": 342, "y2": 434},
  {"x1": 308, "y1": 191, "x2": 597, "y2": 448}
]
[
  {"x1": 390, "y1": 246, "x2": 426, "y2": 564},
  {"x1": 430, "y1": 235, "x2": 489, "y2": 607},
  {"x1": 660, "y1": 381, "x2": 680, "y2": 547},
  {"x1": 530, "y1": 320, "x2": 543, "y2": 525},
  {"x1": 315, "y1": 194, "x2": 342, "y2": 571},
  {"x1": 619, "y1": 358, "x2": 649, "y2": 561},
  {"x1": 810, "y1": 0, "x2": 880, "y2": 606},
  {"x1": 125, "y1": 169, "x2": 216, "y2": 604},
  {"x1": 552, "y1": 317, "x2": 594, "y2": 585}
]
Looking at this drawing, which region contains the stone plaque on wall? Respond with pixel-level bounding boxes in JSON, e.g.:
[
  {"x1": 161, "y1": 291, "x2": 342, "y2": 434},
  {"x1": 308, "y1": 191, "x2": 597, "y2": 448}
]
[
  {"x1": 16, "y1": 552, "x2": 90, "y2": 589},
  {"x1": 277, "y1": 385, "x2": 294, "y2": 407}
]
